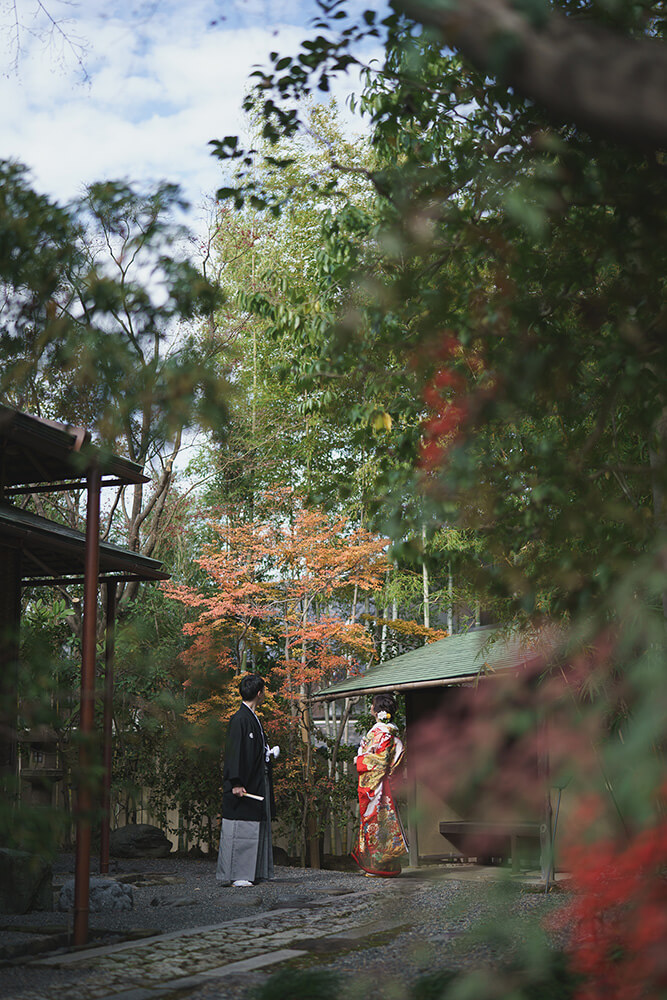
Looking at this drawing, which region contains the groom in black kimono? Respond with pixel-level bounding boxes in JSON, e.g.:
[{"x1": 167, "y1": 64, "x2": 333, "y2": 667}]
[{"x1": 216, "y1": 673, "x2": 277, "y2": 887}]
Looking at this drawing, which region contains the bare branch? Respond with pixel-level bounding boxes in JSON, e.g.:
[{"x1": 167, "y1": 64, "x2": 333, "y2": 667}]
[{"x1": 3, "y1": 1, "x2": 90, "y2": 81}]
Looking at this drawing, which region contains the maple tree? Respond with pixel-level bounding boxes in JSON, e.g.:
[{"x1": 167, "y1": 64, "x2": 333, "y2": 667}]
[{"x1": 166, "y1": 488, "x2": 396, "y2": 863}]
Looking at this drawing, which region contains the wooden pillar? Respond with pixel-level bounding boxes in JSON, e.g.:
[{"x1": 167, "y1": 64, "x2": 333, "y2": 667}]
[
  {"x1": 99, "y1": 582, "x2": 116, "y2": 875},
  {"x1": 404, "y1": 691, "x2": 420, "y2": 867},
  {"x1": 73, "y1": 465, "x2": 101, "y2": 947},
  {"x1": 538, "y1": 717, "x2": 553, "y2": 882}
]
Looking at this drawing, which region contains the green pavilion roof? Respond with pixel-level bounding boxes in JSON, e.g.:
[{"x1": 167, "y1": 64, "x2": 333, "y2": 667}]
[{"x1": 312, "y1": 626, "x2": 534, "y2": 701}]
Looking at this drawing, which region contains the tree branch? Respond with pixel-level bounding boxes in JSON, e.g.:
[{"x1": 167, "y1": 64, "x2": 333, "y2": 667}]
[{"x1": 399, "y1": 0, "x2": 667, "y2": 149}]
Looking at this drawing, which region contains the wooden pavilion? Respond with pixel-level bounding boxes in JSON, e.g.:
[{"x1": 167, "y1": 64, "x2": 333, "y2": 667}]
[
  {"x1": 0, "y1": 405, "x2": 169, "y2": 944},
  {"x1": 313, "y1": 627, "x2": 549, "y2": 872}
]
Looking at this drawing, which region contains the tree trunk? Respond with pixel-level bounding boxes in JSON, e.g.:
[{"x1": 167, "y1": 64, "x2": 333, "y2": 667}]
[
  {"x1": 447, "y1": 562, "x2": 453, "y2": 634},
  {"x1": 299, "y1": 595, "x2": 320, "y2": 868},
  {"x1": 649, "y1": 406, "x2": 667, "y2": 619},
  {"x1": 400, "y1": 0, "x2": 667, "y2": 150},
  {"x1": 380, "y1": 603, "x2": 388, "y2": 661},
  {"x1": 285, "y1": 605, "x2": 296, "y2": 753},
  {"x1": 422, "y1": 526, "x2": 430, "y2": 629},
  {"x1": 350, "y1": 583, "x2": 359, "y2": 624}
]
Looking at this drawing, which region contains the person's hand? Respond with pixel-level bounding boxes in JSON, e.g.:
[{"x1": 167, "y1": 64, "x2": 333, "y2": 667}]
[{"x1": 232, "y1": 786, "x2": 246, "y2": 796}]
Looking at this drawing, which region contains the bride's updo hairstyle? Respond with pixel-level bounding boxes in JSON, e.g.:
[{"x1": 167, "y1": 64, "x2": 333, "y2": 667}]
[{"x1": 372, "y1": 692, "x2": 397, "y2": 720}]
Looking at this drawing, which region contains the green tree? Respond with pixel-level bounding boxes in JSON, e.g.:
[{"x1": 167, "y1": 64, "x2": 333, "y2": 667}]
[
  {"x1": 2, "y1": 169, "x2": 225, "y2": 444},
  {"x1": 2, "y1": 169, "x2": 228, "y2": 607},
  {"x1": 206, "y1": 98, "x2": 483, "y2": 634},
  {"x1": 209, "y1": 4, "x2": 667, "y2": 995},
  {"x1": 211, "y1": 7, "x2": 667, "y2": 619},
  {"x1": 202, "y1": 100, "x2": 393, "y2": 518},
  {"x1": 0, "y1": 164, "x2": 230, "y2": 850}
]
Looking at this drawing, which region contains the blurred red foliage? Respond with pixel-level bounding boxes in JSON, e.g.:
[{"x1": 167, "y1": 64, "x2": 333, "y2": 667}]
[
  {"x1": 552, "y1": 795, "x2": 667, "y2": 1000},
  {"x1": 409, "y1": 627, "x2": 665, "y2": 999}
]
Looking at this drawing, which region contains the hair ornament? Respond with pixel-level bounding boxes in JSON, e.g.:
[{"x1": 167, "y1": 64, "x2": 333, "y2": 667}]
[{"x1": 377, "y1": 710, "x2": 391, "y2": 721}]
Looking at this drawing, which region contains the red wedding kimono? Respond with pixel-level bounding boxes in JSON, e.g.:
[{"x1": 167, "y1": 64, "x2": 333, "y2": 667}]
[{"x1": 352, "y1": 721, "x2": 408, "y2": 877}]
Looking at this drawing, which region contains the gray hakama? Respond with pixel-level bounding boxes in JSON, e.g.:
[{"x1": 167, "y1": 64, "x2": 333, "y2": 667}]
[{"x1": 216, "y1": 769, "x2": 274, "y2": 884}]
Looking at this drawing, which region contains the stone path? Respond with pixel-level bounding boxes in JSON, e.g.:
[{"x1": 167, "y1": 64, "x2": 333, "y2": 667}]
[
  {"x1": 0, "y1": 863, "x2": 568, "y2": 1000},
  {"x1": 2, "y1": 881, "x2": 413, "y2": 1000}
]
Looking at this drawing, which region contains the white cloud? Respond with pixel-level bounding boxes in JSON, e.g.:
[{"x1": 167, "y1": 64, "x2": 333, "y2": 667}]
[{"x1": 0, "y1": 1, "x2": 375, "y2": 227}]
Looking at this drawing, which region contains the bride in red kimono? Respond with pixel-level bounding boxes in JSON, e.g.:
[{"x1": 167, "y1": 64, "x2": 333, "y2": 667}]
[{"x1": 352, "y1": 693, "x2": 408, "y2": 877}]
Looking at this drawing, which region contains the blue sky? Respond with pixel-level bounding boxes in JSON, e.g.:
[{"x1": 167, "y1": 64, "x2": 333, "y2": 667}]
[{"x1": 0, "y1": 0, "x2": 376, "y2": 227}]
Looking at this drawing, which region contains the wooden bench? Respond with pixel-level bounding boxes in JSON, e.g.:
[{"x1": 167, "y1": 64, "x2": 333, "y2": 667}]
[{"x1": 439, "y1": 820, "x2": 542, "y2": 873}]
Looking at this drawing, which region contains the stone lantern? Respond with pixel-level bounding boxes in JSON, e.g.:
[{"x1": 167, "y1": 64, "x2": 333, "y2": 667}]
[{"x1": 20, "y1": 726, "x2": 64, "y2": 808}]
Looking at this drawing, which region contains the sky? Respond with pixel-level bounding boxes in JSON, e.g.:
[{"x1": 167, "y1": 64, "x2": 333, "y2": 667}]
[{"x1": 0, "y1": 0, "x2": 373, "y2": 228}]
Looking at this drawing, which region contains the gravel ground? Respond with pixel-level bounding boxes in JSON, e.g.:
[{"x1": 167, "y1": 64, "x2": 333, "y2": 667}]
[
  {"x1": 0, "y1": 856, "x2": 566, "y2": 1000},
  {"x1": 0, "y1": 855, "x2": 386, "y2": 998},
  {"x1": 182, "y1": 874, "x2": 565, "y2": 1000},
  {"x1": 3, "y1": 854, "x2": 371, "y2": 938}
]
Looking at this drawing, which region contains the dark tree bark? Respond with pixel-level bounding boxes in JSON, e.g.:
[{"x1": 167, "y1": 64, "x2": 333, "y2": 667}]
[{"x1": 400, "y1": 0, "x2": 667, "y2": 149}]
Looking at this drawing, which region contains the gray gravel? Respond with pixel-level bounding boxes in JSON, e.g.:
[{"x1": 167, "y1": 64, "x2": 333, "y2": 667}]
[
  {"x1": 0, "y1": 855, "x2": 383, "y2": 999},
  {"x1": 3, "y1": 854, "x2": 370, "y2": 938},
  {"x1": 175, "y1": 870, "x2": 565, "y2": 1000},
  {"x1": 0, "y1": 856, "x2": 566, "y2": 1000}
]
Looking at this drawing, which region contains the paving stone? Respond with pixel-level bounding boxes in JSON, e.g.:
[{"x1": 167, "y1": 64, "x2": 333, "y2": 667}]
[{"x1": 1, "y1": 889, "x2": 385, "y2": 1000}]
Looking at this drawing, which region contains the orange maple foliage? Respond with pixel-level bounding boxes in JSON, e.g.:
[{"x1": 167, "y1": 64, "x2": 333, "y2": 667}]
[
  {"x1": 164, "y1": 490, "x2": 393, "y2": 854},
  {"x1": 164, "y1": 489, "x2": 388, "y2": 689},
  {"x1": 165, "y1": 489, "x2": 454, "y2": 859},
  {"x1": 360, "y1": 615, "x2": 448, "y2": 646}
]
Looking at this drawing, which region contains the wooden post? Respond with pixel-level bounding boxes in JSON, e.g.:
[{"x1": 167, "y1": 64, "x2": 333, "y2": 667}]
[
  {"x1": 404, "y1": 692, "x2": 419, "y2": 867},
  {"x1": 74, "y1": 465, "x2": 101, "y2": 947},
  {"x1": 407, "y1": 773, "x2": 419, "y2": 868},
  {"x1": 538, "y1": 717, "x2": 553, "y2": 882},
  {"x1": 324, "y1": 700, "x2": 337, "y2": 853},
  {"x1": 99, "y1": 582, "x2": 116, "y2": 875}
]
